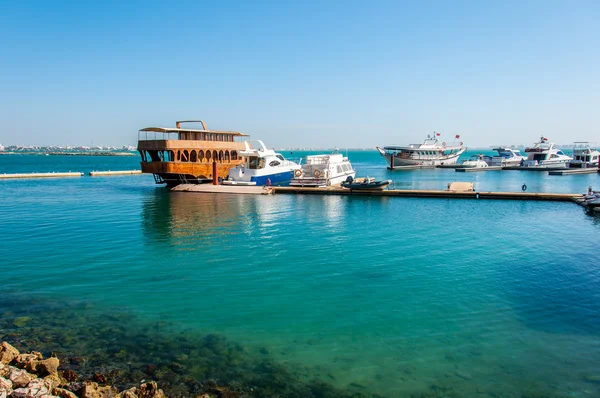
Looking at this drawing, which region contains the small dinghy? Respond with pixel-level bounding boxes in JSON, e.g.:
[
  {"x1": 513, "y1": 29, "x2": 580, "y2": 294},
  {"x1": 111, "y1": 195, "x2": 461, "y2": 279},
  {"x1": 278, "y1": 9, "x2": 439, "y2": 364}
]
[{"x1": 341, "y1": 176, "x2": 392, "y2": 190}]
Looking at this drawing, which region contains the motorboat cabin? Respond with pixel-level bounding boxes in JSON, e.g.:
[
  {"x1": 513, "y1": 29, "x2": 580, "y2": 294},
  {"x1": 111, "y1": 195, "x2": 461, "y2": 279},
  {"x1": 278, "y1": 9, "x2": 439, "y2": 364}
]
[
  {"x1": 223, "y1": 140, "x2": 300, "y2": 186},
  {"x1": 523, "y1": 137, "x2": 572, "y2": 167},
  {"x1": 290, "y1": 153, "x2": 355, "y2": 187},
  {"x1": 570, "y1": 142, "x2": 599, "y2": 168}
]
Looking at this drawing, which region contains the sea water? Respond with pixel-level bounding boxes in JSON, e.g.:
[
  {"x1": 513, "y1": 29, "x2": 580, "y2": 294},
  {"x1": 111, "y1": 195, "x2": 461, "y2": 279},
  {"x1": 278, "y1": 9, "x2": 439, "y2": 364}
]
[{"x1": 1, "y1": 152, "x2": 600, "y2": 397}]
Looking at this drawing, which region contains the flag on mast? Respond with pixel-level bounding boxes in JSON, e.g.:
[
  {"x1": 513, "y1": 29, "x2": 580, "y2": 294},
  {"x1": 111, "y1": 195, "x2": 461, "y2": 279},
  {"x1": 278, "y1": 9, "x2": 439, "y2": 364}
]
[
  {"x1": 455, "y1": 134, "x2": 460, "y2": 139},
  {"x1": 436, "y1": 132, "x2": 441, "y2": 136}
]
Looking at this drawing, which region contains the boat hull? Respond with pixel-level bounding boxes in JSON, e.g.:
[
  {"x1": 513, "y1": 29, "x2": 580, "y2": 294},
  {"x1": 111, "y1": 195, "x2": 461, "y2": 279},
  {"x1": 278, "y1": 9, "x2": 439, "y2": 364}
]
[
  {"x1": 290, "y1": 171, "x2": 356, "y2": 187},
  {"x1": 250, "y1": 171, "x2": 295, "y2": 186},
  {"x1": 379, "y1": 152, "x2": 464, "y2": 167},
  {"x1": 341, "y1": 180, "x2": 391, "y2": 190}
]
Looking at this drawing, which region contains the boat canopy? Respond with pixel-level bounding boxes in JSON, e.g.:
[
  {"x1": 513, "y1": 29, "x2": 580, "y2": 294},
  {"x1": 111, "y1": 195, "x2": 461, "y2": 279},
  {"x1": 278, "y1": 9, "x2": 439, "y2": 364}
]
[{"x1": 139, "y1": 126, "x2": 248, "y2": 136}]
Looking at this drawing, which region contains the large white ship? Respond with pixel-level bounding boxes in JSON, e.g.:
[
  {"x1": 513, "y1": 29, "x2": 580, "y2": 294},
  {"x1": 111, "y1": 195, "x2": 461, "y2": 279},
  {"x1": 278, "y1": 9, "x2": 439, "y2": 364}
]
[{"x1": 376, "y1": 133, "x2": 466, "y2": 168}]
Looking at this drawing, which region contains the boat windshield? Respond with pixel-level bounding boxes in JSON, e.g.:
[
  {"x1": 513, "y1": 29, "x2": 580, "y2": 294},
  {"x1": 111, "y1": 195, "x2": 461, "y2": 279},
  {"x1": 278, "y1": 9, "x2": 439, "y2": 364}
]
[{"x1": 248, "y1": 156, "x2": 265, "y2": 169}]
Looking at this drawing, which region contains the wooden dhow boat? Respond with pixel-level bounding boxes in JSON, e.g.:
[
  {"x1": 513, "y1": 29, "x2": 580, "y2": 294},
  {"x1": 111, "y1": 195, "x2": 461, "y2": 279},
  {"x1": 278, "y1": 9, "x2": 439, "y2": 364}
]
[{"x1": 137, "y1": 120, "x2": 249, "y2": 187}]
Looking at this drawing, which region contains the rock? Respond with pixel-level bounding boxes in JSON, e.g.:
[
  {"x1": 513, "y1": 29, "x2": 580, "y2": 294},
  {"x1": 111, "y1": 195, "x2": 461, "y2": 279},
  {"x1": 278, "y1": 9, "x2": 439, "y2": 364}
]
[
  {"x1": 584, "y1": 375, "x2": 600, "y2": 383},
  {"x1": 454, "y1": 370, "x2": 473, "y2": 380},
  {"x1": 37, "y1": 358, "x2": 60, "y2": 376},
  {"x1": 43, "y1": 374, "x2": 64, "y2": 391},
  {"x1": 60, "y1": 370, "x2": 78, "y2": 383},
  {"x1": 136, "y1": 381, "x2": 166, "y2": 398},
  {"x1": 12, "y1": 378, "x2": 52, "y2": 398},
  {"x1": 0, "y1": 342, "x2": 20, "y2": 365},
  {"x1": 78, "y1": 381, "x2": 117, "y2": 398},
  {"x1": 15, "y1": 353, "x2": 42, "y2": 370},
  {"x1": 12, "y1": 317, "x2": 31, "y2": 328},
  {"x1": 116, "y1": 389, "x2": 138, "y2": 398},
  {"x1": 9, "y1": 368, "x2": 35, "y2": 388},
  {"x1": 53, "y1": 388, "x2": 78, "y2": 398},
  {"x1": 93, "y1": 374, "x2": 107, "y2": 384},
  {"x1": 0, "y1": 377, "x2": 14, "y2": 398}
]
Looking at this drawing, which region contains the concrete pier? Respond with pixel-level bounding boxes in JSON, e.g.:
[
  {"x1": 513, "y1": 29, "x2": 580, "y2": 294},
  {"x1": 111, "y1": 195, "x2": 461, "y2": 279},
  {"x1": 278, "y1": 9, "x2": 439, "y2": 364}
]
[
  {"x1": 455, "y1": 166, "x2": 503, "y2": 172},
  {"x1": 271, "y1": 186, "x2": 581, "y2": 202},
  {"x1": 387, "y1": 165, "x2": 436, "y2": 170},
  {"x1": 502, "y1": 166, "x2": 569, "y2": 171},
  {"x1": 89, "y1": 170, "x2": 142, "y2": 176},
  {"x1": 172, "y1": 184, "x2": 273, "y2": 195},
  {"x1": 0, "y1": 172, "x2": 84, "y2": 179},
  {"x1": 548, "y1": 168, "x2": 599, "y2": 176}
]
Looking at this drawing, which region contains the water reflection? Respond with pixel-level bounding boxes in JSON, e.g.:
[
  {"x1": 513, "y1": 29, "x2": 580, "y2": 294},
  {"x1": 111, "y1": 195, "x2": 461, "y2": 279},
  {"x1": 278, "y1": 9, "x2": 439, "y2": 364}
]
[{"x1": 141, "y1": 190, "x2": 299, "y2": 246}]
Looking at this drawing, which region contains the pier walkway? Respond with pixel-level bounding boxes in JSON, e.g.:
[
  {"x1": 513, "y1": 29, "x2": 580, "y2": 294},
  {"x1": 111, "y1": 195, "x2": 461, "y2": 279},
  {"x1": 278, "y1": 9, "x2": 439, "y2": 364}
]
[{"x1": 172, "y1": 184, "x2": 582, "y2": 202}]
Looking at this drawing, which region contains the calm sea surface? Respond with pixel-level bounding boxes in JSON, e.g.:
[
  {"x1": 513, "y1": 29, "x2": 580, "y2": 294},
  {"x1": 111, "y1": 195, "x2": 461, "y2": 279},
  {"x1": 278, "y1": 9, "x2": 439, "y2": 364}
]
[{"x1": 1, "y1": 151, "x2": 600, "y2": 397}]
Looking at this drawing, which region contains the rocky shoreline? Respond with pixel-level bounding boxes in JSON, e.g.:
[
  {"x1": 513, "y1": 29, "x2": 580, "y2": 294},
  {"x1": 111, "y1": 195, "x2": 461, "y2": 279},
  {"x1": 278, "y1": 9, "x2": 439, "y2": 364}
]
[{"x1": 1, "y1": 341, "x2": 167, "y2": 398}]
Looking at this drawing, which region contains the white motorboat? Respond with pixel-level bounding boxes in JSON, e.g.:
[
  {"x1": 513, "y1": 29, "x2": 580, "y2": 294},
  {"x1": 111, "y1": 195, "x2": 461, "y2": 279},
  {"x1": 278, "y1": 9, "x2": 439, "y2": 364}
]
[
  {"x1": 290, "y1": 153, "x2": 355, "y2": 187},
  {"x1": 223, "y1": 140, "x2": 300, "y2": 186},
  {"x1": 523, "y1": 137, "x2": 572, "y2": 167},
  {"x1": 376, "y1": 133, "x2": 466, "y2": 168},
  {"x1": 483, "y1": 147, "x2": 527, "y2": 167},
  {"x1": 458, "y1": 154, "x2": 489, "y2": 168},
  {"x1": 569, "y1": 142, "x2": 599, "y2": 168}
]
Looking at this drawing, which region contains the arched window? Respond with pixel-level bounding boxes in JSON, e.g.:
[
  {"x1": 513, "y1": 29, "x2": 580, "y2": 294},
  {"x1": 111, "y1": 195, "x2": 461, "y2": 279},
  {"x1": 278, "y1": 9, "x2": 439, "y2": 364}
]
[
  {"x1": 218, "y1": 150, "x2": 224, "y2": 162},
  {"x1": 177, "y1": 150, "x2": 181, "y2": 161},
  {"x1": 206, "y1": 151, "x2": 211, "y2": 161},
  {"x1": 182, "y1": 150, "x2": 189, "y2": 162},
  {"x1": 198, "y1": 150, "x2": 204, "y2": 162},
  {"x1": 224, "y1": 151, "x2": 230, "y2": 162},
  {"x1": 168, "y1": 150, "x2": 174, "y2": 162},
  {"x1": 231, "y1": 151, "x2": 238, "y2": 161},
  {"x1": 190, "y1": 150, "x2": 197, "y2": 162},
  {"x1": 212, "y1": 150, "x2": 218, "y2": 162}
]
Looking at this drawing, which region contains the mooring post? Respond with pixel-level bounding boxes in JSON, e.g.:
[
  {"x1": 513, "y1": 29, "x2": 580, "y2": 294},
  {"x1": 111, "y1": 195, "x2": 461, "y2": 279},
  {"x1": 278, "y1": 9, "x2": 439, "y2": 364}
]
[
  {"x1": 212, "y1": 161, "x2": 218, "y2": 185},
  {"x1": 390, "y1": 154, "x2": 395, "y2": 170}
]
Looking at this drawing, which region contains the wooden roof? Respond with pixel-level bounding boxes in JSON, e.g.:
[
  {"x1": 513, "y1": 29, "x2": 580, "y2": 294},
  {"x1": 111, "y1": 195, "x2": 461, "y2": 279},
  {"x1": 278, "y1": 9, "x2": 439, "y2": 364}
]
[{"x1": 139, "y1": 126, "x2": 248, "y2": 136}]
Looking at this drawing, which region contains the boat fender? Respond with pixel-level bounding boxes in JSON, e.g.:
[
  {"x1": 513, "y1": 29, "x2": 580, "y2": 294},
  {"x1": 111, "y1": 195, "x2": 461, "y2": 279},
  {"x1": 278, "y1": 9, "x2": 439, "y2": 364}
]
[
  {"x1": 313, "y1": 169, "x2": 322, "y2": 177},
  {"x1": 522, "y1": 183, "x2": 527, "y2": 192},
  {"x1": 294, "y1": 169, "x2": 302, "y2": 177}
]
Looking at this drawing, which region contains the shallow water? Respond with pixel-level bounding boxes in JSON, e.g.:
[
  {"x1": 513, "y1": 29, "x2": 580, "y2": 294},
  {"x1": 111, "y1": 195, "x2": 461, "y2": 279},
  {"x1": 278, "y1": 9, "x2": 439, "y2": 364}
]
[{"x1": 1, "y1": 152, "x2": 599, "y2": 397}]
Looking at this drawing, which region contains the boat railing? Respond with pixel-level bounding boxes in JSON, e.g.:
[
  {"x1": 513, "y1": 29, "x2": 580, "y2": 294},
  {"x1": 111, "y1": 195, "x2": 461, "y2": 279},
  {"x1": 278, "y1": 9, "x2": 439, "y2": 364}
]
[{"x1": 138, "y1": 131, "x2": 180, "y2": 141}]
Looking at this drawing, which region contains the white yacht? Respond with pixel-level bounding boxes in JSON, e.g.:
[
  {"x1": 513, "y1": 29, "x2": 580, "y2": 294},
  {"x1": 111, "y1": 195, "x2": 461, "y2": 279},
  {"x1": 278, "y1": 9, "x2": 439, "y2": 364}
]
[
  {"x1": 290, "y1": 153, "x2": 355, "y2": 187},
  {"x1": 223, "y1": 140, "x2": 300, "y2": 186},
  {"x1": 569, "y1": 142, "x2": 599, "y2": 168},
  {"x1": 523, "y1": 137, "x2": 572, "y2": 167},
  {"x1": 483, "y1": 147, "x2": 527, "y2": 167},
  {"x1": 459, "y1": 154, "x2": 489, "y2": 168},
  {"x1": 376, "y1": 133, "x2": 466, "y2": 168}
]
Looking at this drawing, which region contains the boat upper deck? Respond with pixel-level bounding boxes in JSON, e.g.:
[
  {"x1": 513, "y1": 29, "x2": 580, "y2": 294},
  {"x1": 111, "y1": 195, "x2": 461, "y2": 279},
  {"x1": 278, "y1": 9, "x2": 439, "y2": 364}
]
[{"x1": 138, "y1": 120, "x2": 248, "y2": 144}]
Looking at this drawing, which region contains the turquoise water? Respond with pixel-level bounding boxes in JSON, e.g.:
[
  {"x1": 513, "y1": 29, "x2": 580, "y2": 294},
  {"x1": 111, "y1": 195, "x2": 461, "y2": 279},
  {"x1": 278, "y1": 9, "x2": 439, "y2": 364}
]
[{"x1": 1, "y1": 152, "x2": 600, "y2": 397}]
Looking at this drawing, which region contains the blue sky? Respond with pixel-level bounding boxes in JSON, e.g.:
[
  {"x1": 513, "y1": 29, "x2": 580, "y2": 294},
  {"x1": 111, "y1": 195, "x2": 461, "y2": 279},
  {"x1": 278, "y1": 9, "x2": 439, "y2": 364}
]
[{"x1": 1, "y1": 0, "x2": 598, "y2": 148}]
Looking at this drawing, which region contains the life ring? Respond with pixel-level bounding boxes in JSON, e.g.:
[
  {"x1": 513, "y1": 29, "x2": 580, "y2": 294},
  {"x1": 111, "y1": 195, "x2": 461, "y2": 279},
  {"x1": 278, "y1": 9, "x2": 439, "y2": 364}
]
[
  {"x1": 442, "y1": 142, "x2": 446, "y2": 147},
  {"x1": 313, "y1": 169, "x2": 322, "y2": 178},
  {"x1": 294, "y1": 169, "x2": 302, "y2": 177}
]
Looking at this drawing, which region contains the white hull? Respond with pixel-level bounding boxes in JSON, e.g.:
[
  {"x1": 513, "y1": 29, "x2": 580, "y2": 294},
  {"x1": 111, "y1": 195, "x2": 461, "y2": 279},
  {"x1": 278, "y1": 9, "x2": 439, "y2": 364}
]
[
  {"x1": 290, "y1": 170, "x2": 356, "y2": 187},
  {"x1": 380, "y1": 152, "x2": 463, "y2": 167},
  {"x1": 523, "y1": 159, "x2": 570, "y2": 168}
]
